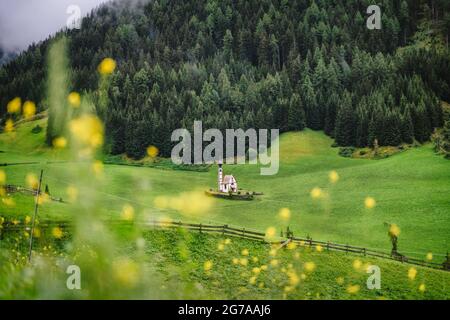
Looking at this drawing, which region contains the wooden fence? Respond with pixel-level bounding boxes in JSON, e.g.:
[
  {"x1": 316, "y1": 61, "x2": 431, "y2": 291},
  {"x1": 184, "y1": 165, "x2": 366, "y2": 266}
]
[
  {"x1": 2, "y1": 184, "x2": 65, "y2": 203},
  {"x1": 0, "y1": 219, "x2": 448, "y2": 271}
]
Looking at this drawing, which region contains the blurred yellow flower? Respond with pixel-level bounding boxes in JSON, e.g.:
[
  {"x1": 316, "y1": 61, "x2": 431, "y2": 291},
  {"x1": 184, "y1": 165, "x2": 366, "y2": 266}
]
[
  {"x1": 252, "y1": 267, "x2": 261, "y2": 274},
  {"x1": 418, "y1": 283, "x2": 426, "y2": 293},
  {"x1": 304, "y1": 261, "x2": 316, "y2": 272},
  {"x1": 37, "y1": 193, "x2": 50, "y2": 205},
  {"x1": 239, "y1": 258, "x2": 248, "y2": 266},
  {"x1": 408, "y1": 267, "x2": 417, "y2": 280},
  {"x1": 66, "y1": 186, "x2": 78, "y2": 202},
  {"x1": 224, "y1": 238, "x2": 231, "y2": 245},
  {"x1": 217, "y1": 243, "x2": 225, "y2": 251},
  {"x1": 346, "y1": 284, "x2": 360, "y2": 294},
  {"x1": 154, "y1": 196, "x2": 169, "y2": 209},
  {"x1": 52, "y1": 227, "x2": 64, "y2": 239},
  {"x1": 310, "y1": 187, "x2": 323, "y2": 199},
  {"x1": 204, "y1": 260, "x2": 213, "y2": 271},
  {"x1": 154, "y1": 191, "x2": 213, "y2": 216},
  {"x1": 364, "y1": 197, "x2": 376, "y2": 209},
  {"x1": 7, "y1": 97, "x2": 21, "y2": 113},
  {"x1": 241, "y1": 249, "x2": 249, "y2": 256},
  {"x1": 69, "y1": 114, "x2": 104, "y2": 149},
  {"x1": 67, "y1": 92, "x2": 81, "y2": 107},
  {"x1": 5, "y1": 119, "x2": 14, "y2": 132},
  {"x1": 287, "y1": 242, "x2": 297, "y2": 250},
  {"x1": 389, "y1": 224, "x2": 401, "y2": 237},
  {"x1": 2, "y1": 197, "x2": 15, "y2": 207},
  {"x1": 53, "y1": 137, "x2": 67, "y2": 149},
  {"x1": 147, "y1": 145, "x2": 159, "y2": 158},
  {"x1": 353, "y1": 259, "x2": 362, "y2": 270},
  {"x1": 25, "y1": 216, "x2": 31, "y2": 224},
  {"x1": 336, "y1": 276, "x2": 345, "y2": 285},
  {"x1": 249, "y1": 276, "x2": 257, "y2": 285},
  {"x1": 278, "y1": 208, "x2": 291, "y2": 221},
  {"x1": 287, "y1": 271, "x2": 300, "y2": 286},
  {"x1": 113, "y1": 258, "x2": 139, "y2": 287},
  {"x1": 22, "y1": 101, "x2": 36, "y2": 119},
  {"x1": 316, "y1": 245, "x2": 323, "y2": 252},
  {"x1": 0, "y1": 170, "x2": 5, "y2": 184},
  {"x1": 98, "y1": 58, "x2": 116, "y2": 75},
  {"x1": 121, "y1": 204, "x2": 135, "y2": 221},
  {"x1": 33, "y1": 227, "x2": 41, "y2": 238},
  {"x1": 261, "y1": 265, "x2": 268, "y2": 271},
  {"x1": 232, "y1": 258, "x2": 239, "y2": 265},
  {"x1": 270, "y1": 259, "x2": 279, "y2": 267},
  {"x1": 426, "y1": 252, "x2": 433, "y2": 261},
  {"x1": 265, "y1": 227, "x2": 276, "y2": 239},
  {"x1": 329, "y1": 170, "x2": 339, "y2": 183}
]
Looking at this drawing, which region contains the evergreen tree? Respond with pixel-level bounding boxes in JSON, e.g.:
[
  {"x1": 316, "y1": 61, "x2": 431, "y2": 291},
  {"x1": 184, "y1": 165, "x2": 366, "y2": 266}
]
[
  {"x1": 287, "y1": 93, "x2": 306, "y2": 131},
  {"x1": 334, "y1": 92, "x2": 355, "y2": 146}
]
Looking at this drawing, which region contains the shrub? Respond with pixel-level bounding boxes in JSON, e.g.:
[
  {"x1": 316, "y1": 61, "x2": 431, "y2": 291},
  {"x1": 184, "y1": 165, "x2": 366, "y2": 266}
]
[
  {"x1": 31, "y1": 125, "x2": 42, "y2": 134},
  {"x1": 338, "y1": 147, "x2": 355, "y2": 158}
]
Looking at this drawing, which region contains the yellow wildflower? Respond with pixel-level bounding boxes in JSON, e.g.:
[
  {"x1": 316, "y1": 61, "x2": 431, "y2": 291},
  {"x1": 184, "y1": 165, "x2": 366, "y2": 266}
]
[
  {"x1": 365, "y1": 197, "x2": 376, "y2": 209},
  {"x1": 53, "y1": 137, "x2": 67, "y2": 149},
  {"x1": 22, "y1": 101, "x2": 36, "y2": 119},
  {"x1": 347, "y1": 284, "x2": 360, "y2": 294},
  {"x1": 147, "y1": 145, "x2": 159, "y2": 158},
  {"x1": 310, "y1": 187, "x2": 323, "y2": 199},
  {"x1": 389, "y1": 224, "x2": 401, "y2": 237},
  {"x1": 52, "y1": 227, "x2": 64, "y2": 239},
  {"x1": 5, "y1": 119, "x2": 14, "y2": 132},
  {"x1": 7, "y1": 97, "x2": 21, "y2": 113},
  {"x1": 329, "y1": 170, "x2": 339, "y2": 183},
  {"x1": 408, "y1": 268, "x2": 417, "y2": 280},
  {"x1": 67, "y1": 92, "x2": 81, "y2": 107},
  {"x1": 304, "y1": 262, "x2": 316, "y2": 272},
  {"x1": 121, "y1": 204, "x2": 135, "y2": 221},
  {"x1": 204, "y1": 260, "x2": 213, "y2": 271},
  {"x1": 418, "y1": 283, "x2": 426, "y2": 293},
  {"x1": 278, "y1": 208, "x2": 291, "y2": 221},
  {"x1": 0, "y1": 170, "x2": 5, "y2": 184},
  {"x1": 98, "y1": 58, "x2": 116, "y2": 75}
]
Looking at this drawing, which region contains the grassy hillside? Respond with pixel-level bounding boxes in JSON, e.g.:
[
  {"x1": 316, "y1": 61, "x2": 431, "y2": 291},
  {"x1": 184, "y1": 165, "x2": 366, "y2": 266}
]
[{"x1": 0, "y1": 117, "x2": 449, "y2": 262}]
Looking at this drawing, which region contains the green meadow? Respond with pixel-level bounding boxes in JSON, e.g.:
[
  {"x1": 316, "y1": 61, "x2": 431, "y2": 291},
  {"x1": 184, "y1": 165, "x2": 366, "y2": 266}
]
[{"x1": 1, "y1": 117, "x2": 449, "y2": 263}]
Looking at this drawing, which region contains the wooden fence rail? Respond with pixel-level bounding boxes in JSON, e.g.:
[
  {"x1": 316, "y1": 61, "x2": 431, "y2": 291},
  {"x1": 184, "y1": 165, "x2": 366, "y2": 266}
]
[{"x1": 0, "y1": 219, "x2": 448, "y2": 271}]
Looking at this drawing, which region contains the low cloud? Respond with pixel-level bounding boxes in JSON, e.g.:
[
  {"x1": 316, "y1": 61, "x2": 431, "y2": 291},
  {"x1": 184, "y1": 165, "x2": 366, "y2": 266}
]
[{"x1": 0, "y1": 0, "x2": 109, "y2": 53}]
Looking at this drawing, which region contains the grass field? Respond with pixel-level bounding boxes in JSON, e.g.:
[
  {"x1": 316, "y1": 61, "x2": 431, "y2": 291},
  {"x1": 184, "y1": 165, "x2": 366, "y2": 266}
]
[
  {"x1": 1, "y1": 227, "x2": 448, "y2": 299},
  {"x1": 1, "y1": 117, "x2": 449, "y2": 263}
]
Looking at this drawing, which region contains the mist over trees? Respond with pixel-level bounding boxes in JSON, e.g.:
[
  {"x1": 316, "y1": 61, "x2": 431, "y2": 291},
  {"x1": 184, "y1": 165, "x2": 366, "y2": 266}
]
[{"x1": 1, "y1": 0, "x2": 449, "y2": 158}]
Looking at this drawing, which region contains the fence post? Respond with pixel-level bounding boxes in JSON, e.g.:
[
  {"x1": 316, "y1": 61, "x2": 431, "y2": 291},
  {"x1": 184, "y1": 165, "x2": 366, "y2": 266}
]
[
  {"x1": 327, "y1": 241, "x2": 330, "y2": 251},
  {"x1": 309, "y1": 239, "x2": 312, "y2": 247},
  {"x1": 242, "y1": 228, "x2": 245, "y2": 237},
  {"x1": 199, "y1": 223, "x2": 202, "y2": 233},
  {"x1": 346, "y1": 244, "x2": 349, "y2": 254},
  {"x1": 222, "y1": 225, "x2": 226, "y2": 236},
  {"x1": 363, "y1": 248, "x2": 366, "y2": 256}
]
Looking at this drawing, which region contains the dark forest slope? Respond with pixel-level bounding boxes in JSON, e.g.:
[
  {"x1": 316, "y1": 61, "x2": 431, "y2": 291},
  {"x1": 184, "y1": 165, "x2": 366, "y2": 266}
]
[{"x1": 1, "y1": 0, "x2": 450, "y2": 158}]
